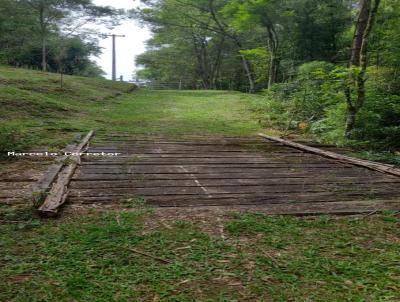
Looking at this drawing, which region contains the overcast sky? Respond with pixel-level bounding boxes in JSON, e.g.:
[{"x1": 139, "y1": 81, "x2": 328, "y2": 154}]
[{"x1": 92, "y1": 0, "x2": 151, "y2": 81}]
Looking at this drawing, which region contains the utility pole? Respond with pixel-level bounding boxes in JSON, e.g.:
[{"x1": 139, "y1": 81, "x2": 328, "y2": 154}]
[{"x1": 106, "y1": 34, "x2": 125, "y2": 81}]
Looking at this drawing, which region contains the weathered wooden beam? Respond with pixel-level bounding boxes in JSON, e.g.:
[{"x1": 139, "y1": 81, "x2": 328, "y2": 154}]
[
  {"x1": 36, "y1": 131, "x2": 94, "y2": 216},
  {"x1": 258, "y1": 133, "x2": 400, "y2": 177},
  {"x1": 31, "y1": 144, "x2": 76, "y2": 199}
]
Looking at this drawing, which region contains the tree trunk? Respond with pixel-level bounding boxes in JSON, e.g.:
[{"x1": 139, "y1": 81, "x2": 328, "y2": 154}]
[
  {"x1": 344, "y1": 0, "x2": 380, "y2": 137},
  {"x1": 263, "y1": 18, "x2": 279, "y2": 89},
  {"x1": 192, "y1": 34, "x2": 210, "y2": 89},
  {"x1": 41, "y1": 37, "x2": 47, "y2": 72},
  {"x1": 349, "y1": 0, "x2": 370, "y2": 67},
  {"x1": 240, "y1": 55, "x2": 255, "y2": 93},
  {"x1": 211, "y1": 37, "x2": 225, "y2": 89},
  {"x1": 345, "y1": 104, "x2": 357, "y2": 135},
  {"x1": 208, "y1": 0, "x2": 255, "y2": 92},
  {"x1": 39, "y1": 5, "x2": 47, "y2": 72},
  {"x1": 268, "y1": 55, "x2": 279, "y2": 89},
  {"x1": 266, "y1": 27, "x2": 279, "y2": 89}
]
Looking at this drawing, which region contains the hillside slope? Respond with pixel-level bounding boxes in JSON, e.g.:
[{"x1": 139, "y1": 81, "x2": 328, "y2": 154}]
[{"x1": 0, "y1": 66, "x2": 135, "y2": 153}]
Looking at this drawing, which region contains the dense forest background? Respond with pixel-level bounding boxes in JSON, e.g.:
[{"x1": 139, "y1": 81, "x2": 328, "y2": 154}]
[
  {"x1": 0, "y1": 0, "x2": 123, "y2": 76},
  {"x1": 134, "y1": 0, "x2": 399, "y2": 152}
]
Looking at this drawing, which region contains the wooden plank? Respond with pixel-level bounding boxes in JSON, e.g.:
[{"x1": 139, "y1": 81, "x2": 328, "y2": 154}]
[
  {"x1": 79, "y1": 158, "x2": 344, "y2": 165},
  {"x1": 70, "y1": 173, "x2": 398, "y2": 182},
  {"x1": 72, "y1": 169, "x2": 377, "y2": 180},
  {"x1": 84, "y1": 142, "x2": 298, "y2": 151},
  {"x1": 69, "y1": 182, "x2": 400, "y2": 197},
  {"x1": 30, "y1": 140, "x2": 84, "y2": 196},
  {"x1": 78, "y1": 163, "x2": 353, "y2": 169},
  {"x1": 80, "y1": 153, "x2": 323, "y2": 159},
  {"x1": 86, "y1": 148, "x2": 300, "y2": 154},
  {"x1": 259, "y1": 133, "x2": 400, "y2": 177},
  {"x1": 37, "y1": 131, "x2": 94, "y2": 216},
  {"x1": 31, "y1": 163, "x2": 64, "y2": 198},
  {"x1": 69, "y1": 177, "x2": 400, "y2": 189},
  {"x1": 0, "y1": 189, "x2": 30, "y2": 198},
  {"x1": 78, "y1": 167, "x2": 357, "y2": 173},
  {"x1": 88, "y1": 159, "x2": 338, "y2": 165},
  {"x1": 0, "y1": 182, "x2": 32, "y2": 189},
  {"x1": 0, "y1": 178, "x2": 37, "y2": 182},
  {"x1": 68, "y1": 194, "x2": 400, "y2": 208},
  {"x1": 88, "y1": 141, "x2": 279, "y2": 146}
]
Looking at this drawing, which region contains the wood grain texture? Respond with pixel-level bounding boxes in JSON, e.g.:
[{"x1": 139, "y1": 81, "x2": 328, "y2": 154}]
[
  {"x1": 37, "y1": 131, "x2": 94, "y2": 216},
  {"x1": 67, "y1": 135, "x2": 400, "y2": 214}
]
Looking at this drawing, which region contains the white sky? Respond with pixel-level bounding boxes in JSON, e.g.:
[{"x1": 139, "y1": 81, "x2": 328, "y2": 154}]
[{"x1": 92, "y1": 0, "x2": 151, "y2": 80}]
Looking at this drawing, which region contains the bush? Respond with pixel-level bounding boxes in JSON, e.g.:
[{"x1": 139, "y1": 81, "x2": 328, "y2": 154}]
[
  {"x1": 353, "y1": 68, "x2": 400, "y2": 149},
  {"x1": 258, "y1": 61, "x2": 345, "y2": 132},
  {"x1": 255, "y1": 62, "x2": 400, "y2": 150},
  {"x1": 310, "y1": 102, "x2": 347, "y2": 145}
]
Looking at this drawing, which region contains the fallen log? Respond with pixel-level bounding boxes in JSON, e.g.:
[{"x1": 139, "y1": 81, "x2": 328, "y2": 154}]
[
  {"x1": 258, "y1": 133, "x2": 400, "y2": 177},
  {"x1": 35, "y1": 131, "x2": 94, "y2": 216}
]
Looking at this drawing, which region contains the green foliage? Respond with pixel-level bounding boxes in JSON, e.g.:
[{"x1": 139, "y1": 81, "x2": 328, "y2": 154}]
[
  {"x1": 357, "y1": 151, "x2": 400, "y2": 165},
  {"x1": 135, "y1": 0, "x2": 352, "y2": 90},
  {"x1": 352, "y1": 68, "x2": 400, "y2": 148},
  {"x1": 256, "y1": 61, "x2": 343, "y2": 131},
  {"x1": 240, "y1": 47, "x2": 269, "y2": 86},
  {"x1": 255, "y1": 62, "x2": 400, "y2": 150},
  {"x1": 369, "y1": 0, "x2": 400, "y2": 68},
  {"x1": 0, "y1": 0, "x2": 120, "y2": 76}
]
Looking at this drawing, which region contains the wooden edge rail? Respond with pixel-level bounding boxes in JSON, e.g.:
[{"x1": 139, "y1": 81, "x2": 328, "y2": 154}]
[
  {"x1": 258, "y1": 133, "x2": 400, "y2": 178},
  {"x1": 34, "y1": 131, "x2": 94, "y2": 216},
  {"x1": 31, "y1": 134, "x2": 84, "y2": 198}
]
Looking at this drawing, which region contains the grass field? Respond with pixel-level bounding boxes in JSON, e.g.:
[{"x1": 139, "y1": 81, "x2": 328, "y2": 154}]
[
  {"x1": 1, "y1": 67, "x2": 400, "y2": 301},
  {"x1": 1, "y1": 66, "x2": 265, "y2": 156},
  {"x1": 0, "y1": 66, "x2": 135, "y2": 152},
  {"x1": 1, "y1": 208, "x2": 399, "y2": 301},
  {"x1": 97, "y1": 90, "x2": 263, "y2": 137}
]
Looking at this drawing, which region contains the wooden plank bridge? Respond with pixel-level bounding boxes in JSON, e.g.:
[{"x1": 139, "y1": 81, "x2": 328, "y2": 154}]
[
  {"x1": 70, "y1": 134, "x2": 400, "y2": 214},
  {"x1": 2, "y1": 133, "x2": 400, "y2": 215}
]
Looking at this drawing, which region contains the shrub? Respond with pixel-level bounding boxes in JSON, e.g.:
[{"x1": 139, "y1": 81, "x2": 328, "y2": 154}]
[
  {"x1": 255, "y1": 62, "x2": 400, "y2": 150},
  {"x1": 258, "y1": 61, "x2": 345, "y2": 132}
]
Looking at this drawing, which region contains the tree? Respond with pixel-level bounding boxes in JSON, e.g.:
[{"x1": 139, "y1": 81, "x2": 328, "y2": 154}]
[
  {"x1": 345, "y1": 0, "x2": 381, "y2": 136},
  {"x1": 135, "y1": 0, "x2": 256, "y2": 92},
  {"x1": 21, "y1": 0, "x2": 121, "y2": 71},
  {"x1": 0, "y1": 0, "x2": 111, "y2": 77},
  {"x1": 0, "y1": 0, "x2": 38, "y2": 65}
]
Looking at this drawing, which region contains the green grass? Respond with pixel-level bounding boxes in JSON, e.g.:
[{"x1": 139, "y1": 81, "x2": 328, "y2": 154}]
[
  {"x1": 98, "y1": 89, "x2": 263, "y2": 137},
  {"x1": 1, "y1": 210, "x2": 399, "y2": 301},
  {"x1": 0, "y1": 66, "x2": 135, "y2": 152},
  {"x1": 1, "y1": 66, "x2": 264, "y2": 154}
]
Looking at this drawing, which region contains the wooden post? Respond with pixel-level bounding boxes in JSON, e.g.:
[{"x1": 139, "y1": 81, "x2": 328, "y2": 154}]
[
  {"x1": 35, "y1": 131, "x2": 94, "y2": 216},
  {"x1": 258, "y1": 133, "x2": 400, "y2": 177}
]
